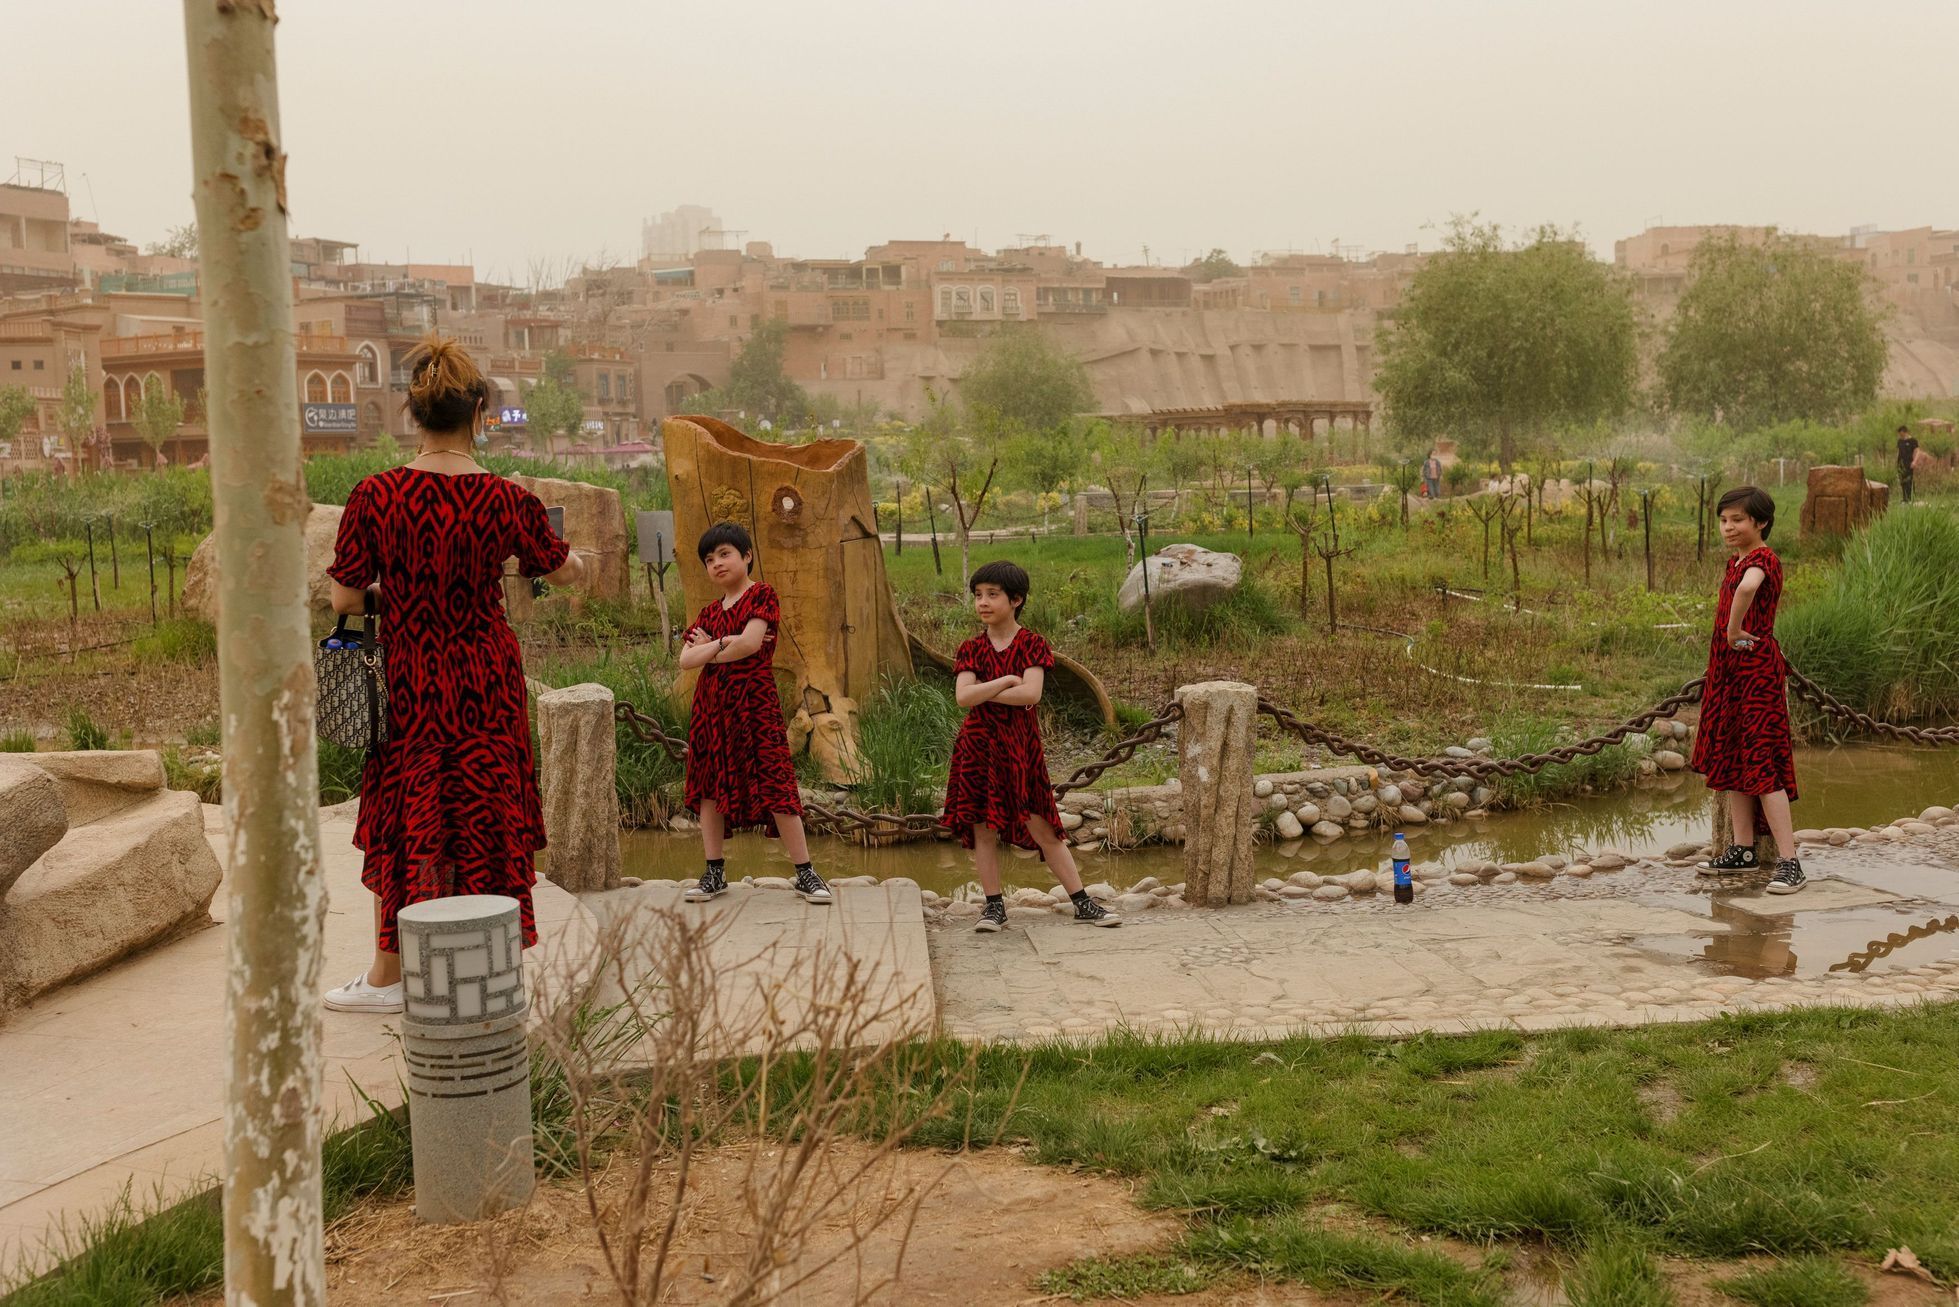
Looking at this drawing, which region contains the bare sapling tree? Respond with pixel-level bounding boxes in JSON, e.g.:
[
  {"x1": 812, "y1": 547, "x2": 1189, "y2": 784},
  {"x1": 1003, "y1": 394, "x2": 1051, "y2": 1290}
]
[
  {"x1": 1283, "y1": 488, "x2": 1322, "y2": 619},
  {"x1": 1309, "y1": 479, "x2": 1358, "y2": 635},
  {"x1": 183, "y1": 2, "x2": 328, "y2": 1301},
  {"x1": 528, "y1": 904, "x2": 987, "y2": 1307},
  {"x1": 1464, "y1": 492, "x2": 1506, "y2": 582}
]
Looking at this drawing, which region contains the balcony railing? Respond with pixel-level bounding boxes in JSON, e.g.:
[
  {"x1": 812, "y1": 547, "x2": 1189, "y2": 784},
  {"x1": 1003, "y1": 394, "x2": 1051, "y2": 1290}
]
[{"x1": 101, "y1": 330, "x2": 347, "y2": 358}]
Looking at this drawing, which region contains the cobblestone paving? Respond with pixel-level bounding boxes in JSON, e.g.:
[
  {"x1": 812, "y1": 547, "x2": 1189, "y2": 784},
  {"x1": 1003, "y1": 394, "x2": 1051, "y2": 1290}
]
[{"x1": 928, "y1": 820, "x2": 1959, "y2": 1044}]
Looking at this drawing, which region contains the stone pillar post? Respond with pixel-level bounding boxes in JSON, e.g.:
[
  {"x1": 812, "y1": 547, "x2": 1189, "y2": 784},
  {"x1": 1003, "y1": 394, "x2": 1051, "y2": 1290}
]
[
  {"x1": 1177, "y1": 681, "x2": 1258, "y2": 906},
  {"x1": 1072, "y1": 492, "x2": 1089, "y2": 536},
  {"x1": 536, "y1": 683, "x2": 622, "y2": 893},
  {"x1": 399, "y1": 894, "x2": 534, "y2": 1224}
]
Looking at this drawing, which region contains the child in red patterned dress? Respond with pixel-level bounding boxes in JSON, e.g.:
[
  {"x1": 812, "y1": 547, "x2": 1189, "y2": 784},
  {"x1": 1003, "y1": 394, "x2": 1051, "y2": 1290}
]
[
  {"x1": 945, "y1": 561, "x2": 1120, "y2": 932},
  {"x1": 1691, "y1": 487, "x2": 1805, "y2": 893},
  {"x1": 677, "y1": 522, "x2": 829, "y2": 905}
]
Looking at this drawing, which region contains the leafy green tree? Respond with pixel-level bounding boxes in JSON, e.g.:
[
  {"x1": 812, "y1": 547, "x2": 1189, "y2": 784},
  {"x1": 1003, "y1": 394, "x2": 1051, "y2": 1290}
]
[
  {"x1": 723, "y1": 319, "x2": 808, "y2": 424},
  {"x1": 145, "y1": 222, "x2": 198, "y2": 259},
  {"x1": 1657, "y1": 232, "x2": 1886, "y2": 431},
  {"x1": 1186, "y1": 248, "x2": 1243, "y2": 282},
  {"x1": 1090, "y1": 421, "x2": 1161, "y2": 565},
  {"x1": 132, "y1": 381, "x2": 186, "y2": 468},
  {"x1": 539, "y1": 349, "x2": 576, "y2": 387},
  {"x1": 523, "y1": 374, "x2": 584, "y2": 451},
  {"x1": 956, "y1": 328, "x2": 1095, "y2": 434},
  {"x1": 1003, "y1": 416, "x2": 1089, "y2": 500},
  {"x1": 57, "y1": 364, "x2": 98, "y2": 465},
  {"x1": 0, "y1": 385, "x2": 34, "y2": 449},
  {"x1": 1374, "y1": 218, "x2": 1639, "y2": 471}
]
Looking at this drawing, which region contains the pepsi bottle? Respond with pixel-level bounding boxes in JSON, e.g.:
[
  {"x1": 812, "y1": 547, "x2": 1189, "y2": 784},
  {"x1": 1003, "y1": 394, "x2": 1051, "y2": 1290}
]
[{"x1": 1391, "y1": 834, "x2": 1414, "y2": 904}]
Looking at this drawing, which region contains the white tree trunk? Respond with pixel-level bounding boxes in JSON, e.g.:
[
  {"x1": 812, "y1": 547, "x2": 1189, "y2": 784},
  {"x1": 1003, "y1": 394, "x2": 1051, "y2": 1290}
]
[{"x1": 184, "y1": 2, "x2": 329, "y2": 1301}]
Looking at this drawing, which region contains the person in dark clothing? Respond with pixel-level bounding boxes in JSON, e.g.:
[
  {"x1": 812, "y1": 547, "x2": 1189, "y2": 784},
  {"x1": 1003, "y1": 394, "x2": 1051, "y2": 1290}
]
[{"x1": 1896, "y1": 424, "x2": 1919, "y2": 504}]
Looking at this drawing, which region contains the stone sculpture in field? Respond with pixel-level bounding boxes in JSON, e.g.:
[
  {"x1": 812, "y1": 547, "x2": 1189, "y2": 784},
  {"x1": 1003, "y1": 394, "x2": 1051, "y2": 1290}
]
[{"x1": 1799, "y1": 465, "x2": 1889, "y2": 540}]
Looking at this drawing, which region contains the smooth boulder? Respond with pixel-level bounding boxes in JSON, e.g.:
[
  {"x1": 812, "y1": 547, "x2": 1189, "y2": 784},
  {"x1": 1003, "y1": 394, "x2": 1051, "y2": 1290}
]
[
  {"x1": 184, "y1": 502, "x2": 345, "y2": 622},
  {"x1": 1118, "y1": 543, "x2": 1243, "y2": 614},
  {"x1": 0, "y1": 757, "x2": 68, "y2": 900}
]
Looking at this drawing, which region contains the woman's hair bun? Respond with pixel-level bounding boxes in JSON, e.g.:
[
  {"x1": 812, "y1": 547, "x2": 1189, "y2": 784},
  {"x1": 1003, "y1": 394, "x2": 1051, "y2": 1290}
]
[{"x1": 401, "y1": 334, "x2": 490, "y2": 433}]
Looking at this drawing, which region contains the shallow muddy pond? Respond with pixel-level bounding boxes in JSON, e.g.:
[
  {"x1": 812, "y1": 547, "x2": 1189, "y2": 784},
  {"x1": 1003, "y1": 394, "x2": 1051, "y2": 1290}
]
[{"x1": 621, "y1": 744, "x2": 1957, "y2": 902}]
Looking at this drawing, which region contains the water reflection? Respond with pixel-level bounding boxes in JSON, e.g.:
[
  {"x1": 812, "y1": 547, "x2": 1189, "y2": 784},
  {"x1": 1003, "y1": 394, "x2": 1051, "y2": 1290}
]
[{"x1": 618, "y1": 744, "x2": 1956, "y2": 901}]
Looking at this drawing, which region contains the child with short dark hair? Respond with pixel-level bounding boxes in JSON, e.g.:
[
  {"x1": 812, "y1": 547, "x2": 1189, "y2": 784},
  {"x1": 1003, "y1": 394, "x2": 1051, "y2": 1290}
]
[
  {"x1": 1691, "y1": 487, "x2": 1805, "y2": 893},
  {"x1": 945, "y1": 560, "x2": 1120, "y2": 931},
  {"x1": 677, "y1": 521, "x2": 829, "y2": 904}
]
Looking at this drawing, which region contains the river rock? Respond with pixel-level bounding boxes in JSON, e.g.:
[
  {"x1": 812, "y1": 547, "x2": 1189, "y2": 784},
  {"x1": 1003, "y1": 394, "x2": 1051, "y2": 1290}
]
[
  {"x1": 1664, "y1": 841, "x2": 1704, "y2": 859},
  {"x1": 1448, "y1": 872, "x2": 1481, "y2": 887},
  {"x1": 1443, "y1": 792, "x2": 1471, "y2": 810},
  {"x1": 1444, "y1": 746, "x2": 1473, "y2": 760},
  {"x1": 1295, "y1": 802, "x2": 1321, "y2": 826},
  {"x1": 1376, "y1": 784, "x2": 1403, "y2": 808},
  {"x1": 1118, "y1": 543, "x2": 1243, "y2": 613},
  {"x1": 1286, "y1": 870, "x2": 1322, "y2": 889},
  {"x1": 1311, "y1": 884, "x2": 1349, "y2": 901},
  {"x1": 1130, "y1": 876, "x2": 1161, "y2": 893},
  {"x1": 1471, "y1": 786, "x2": 1494, "y2": 807},
  {"x1": 1310, "y1": 820, "x2": 1344, "y2": 840},
  {"x1": 1254, "y1": 778, "x2": 1274, "y2": 799},
  {"x1": 1274, "y1": 811, "x2": 1305, "y2": 839},
  {"x1": 0, "y1": 757, "x2": 68, "y2": 900},
  {"x1": 1507, "y1": 861, "x2": 1556, "y2": 879},
  {"x1": 1324, "y1": 794, "x2": 1353, "y2": 821},
  {"x1": 1590, "y1": 851, "x2": 1630, "y2": 870},
  {"x1": 1466, "y1": 737, "x2": 1493, "y2": 752},
  {"x1": 1652, "y1": 750, "x2": 1686, "y2": 771},
  {"x1": 1492, "y1": 871, "x2": 1518, "y2": 884},
  {"x1": 1352, "y1": 794, "x2": 1379, "y2": 815},
  {"x1": 1059, "y1": 811, "x2": 1084, "y2": 831},
  {"x1": 1115, "y1": 893, "x2": 1155, "y2": 915},
  {"x1": 1398, "y1": 804, "x2": 1427, "y2": 825},
  {"x1": 1920, "y1": 806, "x2": 1955, "y2": 823}
]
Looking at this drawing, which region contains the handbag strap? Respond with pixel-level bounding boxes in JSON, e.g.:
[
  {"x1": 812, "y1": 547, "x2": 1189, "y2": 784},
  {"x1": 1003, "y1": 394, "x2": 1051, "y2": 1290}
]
[{"x1": 359, "y1": 591, "x2": 382, "y2": 751}]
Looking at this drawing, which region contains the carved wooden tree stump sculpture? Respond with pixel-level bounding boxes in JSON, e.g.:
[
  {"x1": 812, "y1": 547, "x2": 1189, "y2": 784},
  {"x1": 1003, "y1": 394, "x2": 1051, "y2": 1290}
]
[{"x1": 663, "y1": 415, "x2": 913, "y2": 782}]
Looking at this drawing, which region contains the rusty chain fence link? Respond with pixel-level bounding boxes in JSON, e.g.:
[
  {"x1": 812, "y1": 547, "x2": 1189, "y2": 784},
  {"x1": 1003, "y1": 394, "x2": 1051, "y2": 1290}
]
[{"x1": 613, "y1": 665, "x2": 1955, "y2": 843}]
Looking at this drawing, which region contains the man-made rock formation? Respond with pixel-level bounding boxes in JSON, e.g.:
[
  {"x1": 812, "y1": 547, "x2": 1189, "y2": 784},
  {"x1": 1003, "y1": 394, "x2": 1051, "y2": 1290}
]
[
  {"x1": 0, "y1": 757, "x2": 67, "y2": 900},
  {"x1": 1800, "y1": 465, "x2": 1890, "y2": 539},
  {"x1": 1178, "y1": 681, "x2": 1258, "y2": 906},
  {"x1": 0, "y1": 750, "x2": 223, "y2": 1013},
  {"x1": 1118, "y1": 543, "x2": 1243, "y2": 613},
  {"x1": 184, "y1": 502, "x2": 344, "y2": 621},
  {"x1": 507, "y1": 473, "x2": 628, "y2": 603},
  {"x1": 535, "y1": 684, "x2": 623, "y2": 893}
]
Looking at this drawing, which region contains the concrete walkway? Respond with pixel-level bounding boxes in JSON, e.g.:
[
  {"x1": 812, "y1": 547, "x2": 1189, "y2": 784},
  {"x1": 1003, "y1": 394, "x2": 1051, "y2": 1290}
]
[
  {"x1": 0, "y1": 807, "x2": 930, "y2": 1286},
  {"x1": 929, "y1": 828, "x2": 1959, "y2": 1042}
]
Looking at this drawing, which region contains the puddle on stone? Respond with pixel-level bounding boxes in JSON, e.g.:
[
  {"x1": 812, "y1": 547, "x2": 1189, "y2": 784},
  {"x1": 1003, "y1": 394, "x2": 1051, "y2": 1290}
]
[
  {"x1": 621, "y1": 743, "x2": 1956, "y2": 900},
  {"x1": 1634, "y1": 903, "x2": 1959, "y2": 979}
]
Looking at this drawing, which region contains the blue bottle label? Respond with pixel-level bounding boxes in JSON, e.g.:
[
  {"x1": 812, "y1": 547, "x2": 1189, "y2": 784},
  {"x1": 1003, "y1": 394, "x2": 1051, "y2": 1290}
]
[{"x1": 1393, "y1": 858, "x2": 1411, "y2": 886}]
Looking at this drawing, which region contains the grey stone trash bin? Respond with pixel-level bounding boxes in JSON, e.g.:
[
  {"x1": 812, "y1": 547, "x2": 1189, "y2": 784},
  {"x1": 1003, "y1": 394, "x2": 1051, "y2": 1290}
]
[{"x1": 397, "y1": 894, "x2": 535, "y2": 1223}]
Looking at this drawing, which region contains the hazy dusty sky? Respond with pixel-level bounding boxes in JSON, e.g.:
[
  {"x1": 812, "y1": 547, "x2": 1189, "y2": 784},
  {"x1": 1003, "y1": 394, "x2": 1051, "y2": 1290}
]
[{"x1": 8, "y1": 0, "x2": 1954, "y2": 281}]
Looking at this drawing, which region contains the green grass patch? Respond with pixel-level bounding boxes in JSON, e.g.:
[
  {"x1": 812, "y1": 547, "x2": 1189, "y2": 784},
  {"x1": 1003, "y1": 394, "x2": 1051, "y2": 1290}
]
[
  {"x1": 316, "y1": 738, "x2": 366, "y2": 805},
  {"x1": 1186, "y1": 1217, "x2": 1507, "y2": 1306},
  {"x1": 1036, "y1": 1251, "x2": 1217, "y2": 1299},
  {"x1": 0, "y1": 730, "x2": 34, "y2": 753},
  {"x1": 1487, "y1": 711, "x2": 1643, "y2": 808},
  {"x1": 60, "y1": 708, "x2": 110, "y2": 752},
  {"x1": 128, "y1": 618, "x2": 215, "y2": 666},
  {"x1": 1715, "y1": 1256, "x2": 1868, "y2": 1307},
  {"x1": 1566, "y1": 1241, "x2": 1675, "y2": 1307},
  {"x1": 160, "y1": 746, "x2": 222, "y2": 804},
  {"x1": 845, "y1": 675, "x2": 963, "y2": 814}
]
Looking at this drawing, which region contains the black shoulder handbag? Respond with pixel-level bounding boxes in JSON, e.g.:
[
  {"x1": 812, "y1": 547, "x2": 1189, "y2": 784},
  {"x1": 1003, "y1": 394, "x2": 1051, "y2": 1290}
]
[{"x1": 314, "y1": 598, "x2": 388, "y2": 752}]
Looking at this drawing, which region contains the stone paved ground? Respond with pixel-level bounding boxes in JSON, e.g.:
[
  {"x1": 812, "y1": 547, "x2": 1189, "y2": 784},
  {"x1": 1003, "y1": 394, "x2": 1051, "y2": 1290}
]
[
  {"x1": 928, "y1": 823, "x2": 1959, "y2": 1042},
  {"x1": 0, "y1": 809, "x2": 929, "y2": 1288}
]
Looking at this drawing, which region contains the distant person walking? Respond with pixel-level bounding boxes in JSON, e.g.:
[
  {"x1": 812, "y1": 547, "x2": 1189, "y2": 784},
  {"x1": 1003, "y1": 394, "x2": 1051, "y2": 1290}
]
[
  {"x1": 1422, "y1": 450, "x2": 1443, "y2": 499},
  {"x1": 322, "y1": 336, "x2": 586, "y2": 1013},
  {"x1": 1896, "y1": 424, "x2": 1919, "y2": 504},
  {"x1": 1691, "y1": 487, "x2": 1804, "y2": 895}
]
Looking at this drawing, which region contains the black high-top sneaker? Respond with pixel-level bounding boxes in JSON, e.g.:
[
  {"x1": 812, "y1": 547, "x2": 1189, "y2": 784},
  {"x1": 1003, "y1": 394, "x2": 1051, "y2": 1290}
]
[
  {"x1": 793, "y1": 863, "x2": 832, "y2": 905},
  {"x1": 685, "y1": 861, "x2": 728, "y2": 902},
  {"x1": 1070, "y1": 891, "x2": 1122, "y2": 927},
  {"x1": 975, "y1": 898, "x2": 1008, "y2": 933},
  {"x1": 1696, "y1": 845, "x2": 1758, "y2": 876},
  {"x1": 1766, "y1": 858, "x2": 1807, "y2": 895}
]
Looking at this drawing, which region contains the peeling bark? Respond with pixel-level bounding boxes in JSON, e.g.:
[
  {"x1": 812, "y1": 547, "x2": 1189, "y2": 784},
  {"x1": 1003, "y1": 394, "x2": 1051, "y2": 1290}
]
[{"x1": 184, "y1": 2, "x2": 327, "y2": 1302}]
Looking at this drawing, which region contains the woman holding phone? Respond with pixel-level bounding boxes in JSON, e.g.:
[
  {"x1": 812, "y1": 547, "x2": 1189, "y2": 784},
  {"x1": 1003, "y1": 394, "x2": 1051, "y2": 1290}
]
[{"x1": 322, "y1": 335, "x2": 586, "y2": 1012}]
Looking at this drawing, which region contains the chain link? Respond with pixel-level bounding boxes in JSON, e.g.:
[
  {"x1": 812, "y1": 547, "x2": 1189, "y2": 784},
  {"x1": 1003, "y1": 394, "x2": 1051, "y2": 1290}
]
[
  {"x1": 613, "y1": 663, "x2": 1954, "y2": 839},
  {"x1": 1826, "y1": 913, "x2": 1959, "y2": 974}
]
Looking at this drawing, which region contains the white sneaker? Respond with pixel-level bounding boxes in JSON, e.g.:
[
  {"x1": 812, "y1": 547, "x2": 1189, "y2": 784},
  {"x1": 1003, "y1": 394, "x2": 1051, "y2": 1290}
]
[{"x1": 323, "y1": 973, "x2": 404, "y2": 1013}]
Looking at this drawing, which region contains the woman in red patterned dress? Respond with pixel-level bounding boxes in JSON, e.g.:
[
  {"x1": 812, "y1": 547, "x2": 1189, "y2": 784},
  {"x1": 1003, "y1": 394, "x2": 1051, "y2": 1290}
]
[
  {"x1": 677, "y1": 522, "x2": 829, "y2": 905},
  {"x1": 322, "y1": 337, "x2": 585, "y2": 1013},
  {"x1": 946, "y1": 560, "x2": 1119, "y2": 932},
  {"x1": 1691, "y1": 486, "x2": 1805, "y2": 893}
]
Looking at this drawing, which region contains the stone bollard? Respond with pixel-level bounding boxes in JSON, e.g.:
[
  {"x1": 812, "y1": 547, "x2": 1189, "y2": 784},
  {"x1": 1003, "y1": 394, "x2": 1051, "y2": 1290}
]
[
  {"x1": 1177, "y1": 681, "x2": 1258, "y2": 906},
  {"x1": 398, "y1": 895, "x2": 534, "y2": 1224},
  {"x1": 536, "y1": 683, "x2": 622, "y2": 893}
]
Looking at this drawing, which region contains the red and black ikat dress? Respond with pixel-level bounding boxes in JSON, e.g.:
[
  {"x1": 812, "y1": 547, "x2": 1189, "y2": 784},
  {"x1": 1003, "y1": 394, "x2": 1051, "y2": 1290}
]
[
  {"x1": 683, "y1": 582, "x2": 803, "y2": 835},
  {"x1": 1690, "y1": 546, "x2": 1799, "y2": 800},
  {"x1": 943, "y1": 627, "x2": 1063, "y2": 850},
  {"x1": 327, "y1": 468, "x2": 569, "y2": 952}
]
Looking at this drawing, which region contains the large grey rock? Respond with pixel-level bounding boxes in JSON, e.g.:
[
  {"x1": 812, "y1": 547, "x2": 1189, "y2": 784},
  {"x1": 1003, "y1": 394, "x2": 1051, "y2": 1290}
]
[
  {"x1": 1118, "y1": 543, "x2": 1243, "y2": 614},
  {"x1": 26, "y1": 750, "x2": 167, "y2": 826},
  {"x1": 0, "y1": 789, "x2": 222, "y2": 1010},
  {"x1": 0, "y1": 757, "x2": 67, "y2": 900},
  {"x1": 535, "y1": 683, "x2": 622, "y2": 893},
  {"x1": 185, "y1": 502, "x2": 345, "y2": 622}
]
